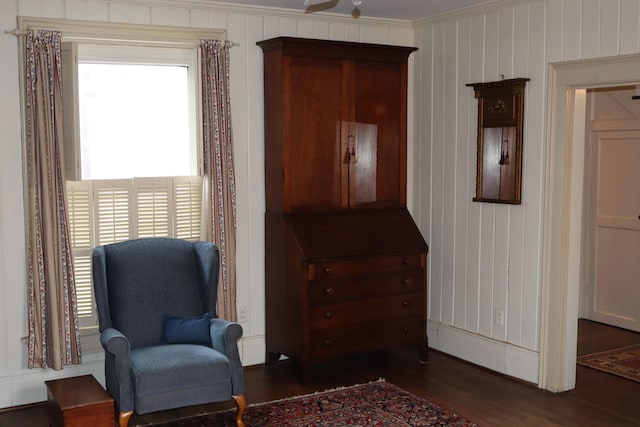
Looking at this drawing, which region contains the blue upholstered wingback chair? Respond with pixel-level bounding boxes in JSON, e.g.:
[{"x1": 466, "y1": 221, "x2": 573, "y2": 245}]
[{"x1": 92, "y1": 237, "x2": 245, "y2": 427}]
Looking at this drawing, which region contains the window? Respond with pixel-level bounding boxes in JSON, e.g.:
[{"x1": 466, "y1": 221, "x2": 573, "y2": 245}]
[
  {"x1": 63, "y1": 42, "x2": 203, "y2": 330},
  {"x1": 75, "y1": 44, "x2": 199, "y2": 179},
  {"x1": 16, "y1": 17, "x2": 226, "y2": 351}
]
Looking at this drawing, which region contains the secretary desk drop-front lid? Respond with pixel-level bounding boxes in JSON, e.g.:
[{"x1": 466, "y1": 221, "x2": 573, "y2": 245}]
[{"x1": 284, "y1": 208, "x2": 427, "y2": 262}]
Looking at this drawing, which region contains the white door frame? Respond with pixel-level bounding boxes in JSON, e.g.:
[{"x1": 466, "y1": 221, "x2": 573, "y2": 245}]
[{"x1": 540, "y1": 54, "x2": 640, "y2": 392}]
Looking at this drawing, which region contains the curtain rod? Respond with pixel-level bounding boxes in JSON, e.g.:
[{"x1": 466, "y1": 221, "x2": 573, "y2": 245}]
[{"x1": 4, "y1": 27, "x2": 239, "y2": 46}]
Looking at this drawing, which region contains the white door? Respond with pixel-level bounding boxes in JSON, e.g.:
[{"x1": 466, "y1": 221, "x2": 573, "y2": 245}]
[{"x1": 584, "y1": 130, "x2": 640, "y2": 331}]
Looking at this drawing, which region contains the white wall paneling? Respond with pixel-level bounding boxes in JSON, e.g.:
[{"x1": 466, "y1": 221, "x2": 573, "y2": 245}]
[
  {"x1": 599, "y1": 0, "x2": 620, "y2": 57},
  {"x1": 441, "y1": 20, "x2": 458, "y2": 328},
  {"x1": 466, "y1": 12, "x2": 486, "y2": 336},
  {"x1": 562, "y1": 0, "x2": 581, "y2": 61},
  {"x1": 415, "y1": 25, "x2": 432, "y2": 323},
  {"x1": 430, "y1": 21, "x2": 445, "y2": 325},
  {"x1": 0, "y1": 0, "x2": 25, "y2": 390},
  {"x1": 417, "y1": 0, "x2": 640, "y2": 391},
  {"x1": 519, "y1": 0, "x2": 545, "y2": 352},
  {"x1": 581, "y1": 0, "x2": 600, "y2": 59},
  {"x1": 453, "y1": 16, "x2": 472, "y2": 332},
  {"x1": 620, "y1": 0, "x2": 640, "y2": 55}
]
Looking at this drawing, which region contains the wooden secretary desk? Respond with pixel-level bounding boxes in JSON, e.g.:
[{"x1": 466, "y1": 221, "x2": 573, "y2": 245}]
[{"x1": 257, "y1": 37, "x2": 428, "y2": 382}]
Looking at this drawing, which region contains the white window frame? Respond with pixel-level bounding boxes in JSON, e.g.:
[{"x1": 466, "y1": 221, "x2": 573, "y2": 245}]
[
  {"x1": 19, "y1": 17, "x2": 226, "y2": 353},
  {"x1": 70, "y1": 43, "x2": 200, "y2": 180}
]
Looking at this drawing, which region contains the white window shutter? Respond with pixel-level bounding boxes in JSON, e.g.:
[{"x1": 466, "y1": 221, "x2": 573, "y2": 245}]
[
  {"x1": 66, "y1": 181, "x2": 96, "y2": 326},
  {"x1": 174, "y1": 176, "x2": 203, "y2": 241},
  {"x1": 135, "y1": 178, "x2": 171, "y2": 238},
  {"x1": 61, "y1": 41, "x2": 81, "y2": 180},
  {"x1": 95, "y1": 181, "x2": 131, "y2": 245},
  {"x1": 67, "y1": 181, "x2": 92, "y2": 249},
  {"x1": 73, "y1": 255, "x2": 95, "y2": 322}
]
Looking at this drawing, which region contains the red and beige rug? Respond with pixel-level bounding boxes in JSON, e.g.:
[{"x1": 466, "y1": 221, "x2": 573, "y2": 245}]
[
  {"x1": 150, "y1": 379, "x2": 477, "y2": 426},
  {"x1": 577, "y1": 344, "x2": 640, "y2": 383}
]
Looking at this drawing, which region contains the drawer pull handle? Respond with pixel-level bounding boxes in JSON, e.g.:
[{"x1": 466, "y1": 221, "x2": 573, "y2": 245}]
[
  {"x1": 402, "y1": 327, "x2": 409, "y2": 333},
  {"x1": 324, "y1": 287, "x2": 335, "y2": 295},
  {"x1": 402, "y1": 300, "x2": 410, "y2": 308},
  {"x1": 402, "y1": 278, "x2": 412, "y2": 285},
  {"x1": 402, "y1": 258, "x2": 410, "y2": 265},
  {"x1": 324, "y1": 339, "x2": 332, "y2": 346},
  {"x1": 324, "y1": 312, "x2": 333, "y2": 319},
  {"x1": 323, "y1": 266, "x2": 331, "y2": 274}
]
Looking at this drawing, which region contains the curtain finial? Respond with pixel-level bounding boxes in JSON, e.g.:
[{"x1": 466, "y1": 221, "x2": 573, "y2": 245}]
[{"x1": 4, "y1": 28, "x2": 28, "y2": 37}]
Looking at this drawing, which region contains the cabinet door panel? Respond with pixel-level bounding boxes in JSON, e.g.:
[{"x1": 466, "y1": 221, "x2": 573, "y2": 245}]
[
  {"x1": 289, "y1": 57, "x2": 346, "y2": 211},
  {"x1": 351, "y1": 62, "x2": 405, "y2": 209}
]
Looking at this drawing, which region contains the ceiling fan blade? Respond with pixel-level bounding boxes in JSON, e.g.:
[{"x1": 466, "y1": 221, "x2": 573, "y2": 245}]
[{"x1": 305, "y1": 0, "x2": 340, "y2": 14}]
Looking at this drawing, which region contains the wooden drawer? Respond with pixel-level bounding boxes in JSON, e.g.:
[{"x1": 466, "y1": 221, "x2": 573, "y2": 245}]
[
  {"x1": 309, "y1": 270, "x2": 424, "y2": 306},
  {"x1": 308, "y1": 253, "x2": 423, "y2": 281},
  {"x1": 310, "y1": 316, "x2": 424, "y2": 358},
  {"x1": 309, "y1": 292, "x2": 424, "y2": 331}
]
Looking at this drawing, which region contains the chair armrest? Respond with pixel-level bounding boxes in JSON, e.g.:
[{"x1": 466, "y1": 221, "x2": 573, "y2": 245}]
[
  {"x1": 101, "y1": 327, "x2": 130, "y2": 355},
  {"x1": 210, "y1": 319, "x2": 245, "y2": 395},
  {"x1": 100, "y1": 327, "x2": 134, "y2": 412}
]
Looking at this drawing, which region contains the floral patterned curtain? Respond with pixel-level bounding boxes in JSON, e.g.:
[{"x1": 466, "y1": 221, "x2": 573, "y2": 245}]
[
  {"x1": 200, "y1": 40, "x2": 238, "y2": 321},
  {"x1": 24, "y1": 29, "x2": 82, "y2": 369}
]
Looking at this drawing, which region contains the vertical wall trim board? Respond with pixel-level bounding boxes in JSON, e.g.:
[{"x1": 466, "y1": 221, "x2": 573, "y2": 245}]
[{"x1": 617, "y1": 0, "x2": 622, "y2": 54}]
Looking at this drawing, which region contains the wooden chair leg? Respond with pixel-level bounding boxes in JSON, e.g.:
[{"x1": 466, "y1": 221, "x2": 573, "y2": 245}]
[
  {"x1": 232, "y1": 394, "x2": 246, "y2": 427},
  {"x1": 119, "y1": 410, "x2": 133, "y2": 427}
]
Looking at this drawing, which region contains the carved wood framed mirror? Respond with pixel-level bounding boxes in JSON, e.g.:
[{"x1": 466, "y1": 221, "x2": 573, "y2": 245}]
[{"x1": 467, "y1": 78, "x2": 529, "y2": 204}]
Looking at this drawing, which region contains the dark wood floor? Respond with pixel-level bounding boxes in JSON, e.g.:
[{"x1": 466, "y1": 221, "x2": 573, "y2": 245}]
[{"x1": 2, "y1": 319, "x2": 640, "y2": 427}]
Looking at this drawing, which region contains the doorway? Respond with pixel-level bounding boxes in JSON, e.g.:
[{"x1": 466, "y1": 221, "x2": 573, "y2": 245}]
[
  {"x1": 581, "y1": 88, "x2": 640, "y2": 332},
  {"x1": 541, "y1": 55, "x2": 640, "y2": 392}
]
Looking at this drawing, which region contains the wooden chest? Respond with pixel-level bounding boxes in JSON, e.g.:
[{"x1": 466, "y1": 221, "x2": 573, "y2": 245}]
[{"x1": 46, "y1": 375, "x2": 114, "y2": 427}]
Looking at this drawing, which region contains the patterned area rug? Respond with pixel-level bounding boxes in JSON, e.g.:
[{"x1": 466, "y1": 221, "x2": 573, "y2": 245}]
[
  {"x1": 150, "y1": 379, "x2": 476, "y2": 426},
  {"x1": 577, "y1": 344, "x2": 640, "y2": 382}
]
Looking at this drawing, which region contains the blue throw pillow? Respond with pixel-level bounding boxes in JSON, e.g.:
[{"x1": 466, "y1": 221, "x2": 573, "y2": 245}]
[{"x1": 163, "y1": 313, "x2": 212, "y2": 345}]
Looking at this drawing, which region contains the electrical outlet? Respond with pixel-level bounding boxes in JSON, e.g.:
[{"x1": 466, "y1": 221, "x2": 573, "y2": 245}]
[
  {"x1": 495, "y1": 308, "x2": 505, "y2": 327},
  {"x1": 238, "y1": 306, "x2": 248, "y2": 324}
]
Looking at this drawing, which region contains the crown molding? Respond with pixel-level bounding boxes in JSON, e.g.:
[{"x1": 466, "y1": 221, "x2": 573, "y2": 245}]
[
  {"x1": 413, "y1": 0, "x2": 531, "y2": 26},
  {"x1": 106, "y1": 0, "x2": 414, "y2": 28}
]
